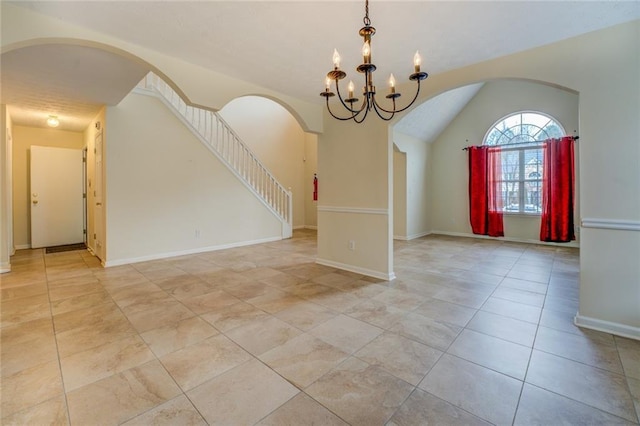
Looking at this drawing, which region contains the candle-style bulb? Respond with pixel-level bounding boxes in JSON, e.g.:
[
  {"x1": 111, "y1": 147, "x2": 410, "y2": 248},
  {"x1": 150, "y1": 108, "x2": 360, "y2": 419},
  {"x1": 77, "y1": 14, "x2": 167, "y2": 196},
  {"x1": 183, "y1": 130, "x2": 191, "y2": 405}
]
[
  {"x1": 325, "y1": 77, "x2": 331, "y2": 90},
  {"x1": 362, "y1": 41, "x2": 371, "y2": 63},
  {"x1": 413, "y1": 51, "x2": 422, "y2": 73},
  {"x1": 348, "y1": 80, "x2": 355, "y2": 98},
  {"x1": 333, "y1": 49, "x2": 341, "y2": 69},
  {"x1": 389, "y1": 73, "x2": 396, "y2": 93}
]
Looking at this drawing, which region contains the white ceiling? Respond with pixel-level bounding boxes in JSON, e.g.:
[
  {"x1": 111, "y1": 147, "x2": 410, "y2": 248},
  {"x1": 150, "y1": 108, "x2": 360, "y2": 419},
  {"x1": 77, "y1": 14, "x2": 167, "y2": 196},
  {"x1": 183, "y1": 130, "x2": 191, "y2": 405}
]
[{"x1": 2, "y1": 1, "x2": 639, "y2": 134}]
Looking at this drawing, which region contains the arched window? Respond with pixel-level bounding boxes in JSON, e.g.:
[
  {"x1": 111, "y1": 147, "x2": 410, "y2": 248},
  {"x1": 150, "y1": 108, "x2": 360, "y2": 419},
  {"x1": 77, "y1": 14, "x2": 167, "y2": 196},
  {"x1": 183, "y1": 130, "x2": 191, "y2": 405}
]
[{"x1": 484, "y1": 112, "x2": 565, "y2": 214}]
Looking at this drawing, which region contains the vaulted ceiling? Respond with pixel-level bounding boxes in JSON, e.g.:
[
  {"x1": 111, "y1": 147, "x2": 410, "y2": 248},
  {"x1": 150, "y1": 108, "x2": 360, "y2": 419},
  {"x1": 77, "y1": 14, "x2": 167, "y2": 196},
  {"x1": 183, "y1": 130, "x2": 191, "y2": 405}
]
[{"x1": 2, "y1": 1, "x2": 639, "y2": 134}]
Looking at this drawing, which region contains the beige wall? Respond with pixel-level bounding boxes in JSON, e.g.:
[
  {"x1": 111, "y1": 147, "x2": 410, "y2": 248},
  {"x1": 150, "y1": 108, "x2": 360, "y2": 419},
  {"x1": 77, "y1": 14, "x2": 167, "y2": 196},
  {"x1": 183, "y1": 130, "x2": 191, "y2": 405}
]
[
  {"x1": 394, "y1": 132, "x2": 432, "y2": 239},
  {"x1": 218, "y1": 96, "x2": 307, "y2": 228},
  {"x1": 320, "y1": 21, "x2": 640, "y2": 335},
  {"x1": 11, "y1": 125, "x2": 85, "y2": 248},
  {"x1": 1, "y1": 105, "x2": 13, "y2": 272},
  {"x1": 104, "y1": 91, "x2": 281, "y2": 265},
  {"x1": 393, "y1": 149, "x2": 407, "y2": 238},
  {"x1": 430, "y1": 80, "x2": 579, "y2": 243}
]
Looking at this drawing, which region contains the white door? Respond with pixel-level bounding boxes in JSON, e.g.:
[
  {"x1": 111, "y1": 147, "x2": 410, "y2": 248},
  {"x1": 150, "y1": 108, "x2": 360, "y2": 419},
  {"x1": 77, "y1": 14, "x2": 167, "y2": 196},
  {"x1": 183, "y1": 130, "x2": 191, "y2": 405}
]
[{"x1": 30, "y1": 146, "x2": 84, "y2": 248}]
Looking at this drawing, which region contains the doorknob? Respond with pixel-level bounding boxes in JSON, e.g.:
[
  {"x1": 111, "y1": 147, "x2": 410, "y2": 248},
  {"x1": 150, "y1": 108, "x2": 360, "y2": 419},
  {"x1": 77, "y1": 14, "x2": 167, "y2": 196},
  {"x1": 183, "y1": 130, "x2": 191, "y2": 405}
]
[
  {"x1": 32, "y1": 200, "x2": 39, "y2": 205},
  {"x1": 96, "y1": 202, "x2": 102, "y2": 206}
]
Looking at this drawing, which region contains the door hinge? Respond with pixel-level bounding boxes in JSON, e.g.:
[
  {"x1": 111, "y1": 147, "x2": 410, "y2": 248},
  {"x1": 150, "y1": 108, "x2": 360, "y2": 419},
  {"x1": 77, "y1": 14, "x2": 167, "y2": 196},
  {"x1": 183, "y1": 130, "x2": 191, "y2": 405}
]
[
  {"x1": 83, "y1": 229, "x2": 87, "y2": 234},
  {"x1": 93, "y1": 233, "x2": 96, "y2": 239},
  {"x1": 83, "y1": 193, "x2": 87, "y2": 199}
]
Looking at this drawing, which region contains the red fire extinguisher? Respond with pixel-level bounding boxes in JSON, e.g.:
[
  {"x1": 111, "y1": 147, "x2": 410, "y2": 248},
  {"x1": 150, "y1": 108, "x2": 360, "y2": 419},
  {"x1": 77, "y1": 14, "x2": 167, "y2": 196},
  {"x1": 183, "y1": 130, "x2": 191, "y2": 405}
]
[{"x1": 313, "y1": 173, "x2": 318, "y2": 201}]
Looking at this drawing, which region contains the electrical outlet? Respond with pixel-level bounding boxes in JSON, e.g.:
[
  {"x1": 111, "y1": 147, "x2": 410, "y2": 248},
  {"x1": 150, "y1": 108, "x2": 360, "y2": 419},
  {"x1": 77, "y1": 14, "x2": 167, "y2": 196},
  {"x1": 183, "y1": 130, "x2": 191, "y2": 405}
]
[{"x1": 348, "y1": 240, "x2": 355, "y2": 250}]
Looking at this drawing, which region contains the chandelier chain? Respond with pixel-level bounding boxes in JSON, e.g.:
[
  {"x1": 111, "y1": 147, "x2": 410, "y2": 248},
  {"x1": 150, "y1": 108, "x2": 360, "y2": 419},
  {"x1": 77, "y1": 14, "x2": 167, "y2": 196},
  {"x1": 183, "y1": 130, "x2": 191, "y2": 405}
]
[{"x1": 363, "y1": 0, "x2": 371, "y2": 26}]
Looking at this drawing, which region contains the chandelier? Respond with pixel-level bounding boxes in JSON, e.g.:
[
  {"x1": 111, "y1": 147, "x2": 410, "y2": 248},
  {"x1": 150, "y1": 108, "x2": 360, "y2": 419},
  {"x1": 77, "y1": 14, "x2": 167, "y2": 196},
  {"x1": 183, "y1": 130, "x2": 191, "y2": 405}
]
[{"x1": 320, "y1": 0, "x2": 428, "y2": 123}]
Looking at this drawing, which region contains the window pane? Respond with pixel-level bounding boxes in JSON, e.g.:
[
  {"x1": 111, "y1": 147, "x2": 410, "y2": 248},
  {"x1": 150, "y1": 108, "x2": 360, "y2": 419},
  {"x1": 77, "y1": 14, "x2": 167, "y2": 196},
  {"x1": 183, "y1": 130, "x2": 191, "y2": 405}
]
[
  {"x1": 524, "y1": 180, "x2": 542, "y2": 213},
  {"x1": 522, "y1": 113, "x2": 551, "y2": 129},
  {"x1": 503, "y1": 114, "x2": 522, "y2": 130},
  {"x1": 543, "y1": 122, "x2": 564, "y2": 139},
  {"x1": 486, "y1": 128, "x2": 502, "y2": 145},
  {"x1": 501, "y1": 151, "x2": 520, "y2": 180},
  {"x1": 496, "y1": 132, "x2": 512, "y2": 145},
  {"x1": 503, "y1": 184, "x2": 520, "y2": 212}
]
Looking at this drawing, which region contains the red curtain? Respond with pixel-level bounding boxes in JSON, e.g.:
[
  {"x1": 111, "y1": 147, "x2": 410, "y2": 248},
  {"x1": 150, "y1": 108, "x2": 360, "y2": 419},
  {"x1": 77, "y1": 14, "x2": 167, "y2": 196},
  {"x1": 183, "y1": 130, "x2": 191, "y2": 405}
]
[
  {"x1": 469, "y1": 146, "x2": 504, "y2": 237},
  {"x1": 540, "y1": 137, "x2": 575, "y2": 242}
]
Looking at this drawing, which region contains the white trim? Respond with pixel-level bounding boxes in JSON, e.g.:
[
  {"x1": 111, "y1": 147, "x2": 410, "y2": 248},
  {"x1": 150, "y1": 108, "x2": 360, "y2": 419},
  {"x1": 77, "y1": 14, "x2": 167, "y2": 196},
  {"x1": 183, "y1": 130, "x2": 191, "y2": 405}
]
[
  {"x1": 304, "y1": 225, "x2": 318, "y2": 230},
  {"x1": 317, "y1": 206, "x2": 388, "y2": 215},
  {"x1": 14, "y1": 244, "x2": 32, "y2": 250},
  {"x1": 104, "y1": 236, "x2": 282, "y2": 268},
  {"x1": 293, "y1": 225, "x2": 306, "y2": 230},
  {"x1": 431, "y1": 230, "x2": 580, "y2": 248},
  {"x1": 394, "y1": 231, "x2": 431, "y2": 241},
  {"x1": 574, "y1": 313, "x2": 640, "y2": 340},
  {"x1": 316, "y1": 257, "x2": 396, "y2": 281},
  {"x1": 0, "y1": 261, "x2": 11, "y2": 273},
  {"x1": 581, "y1": 218, "x2": 640, "y2": 232}
]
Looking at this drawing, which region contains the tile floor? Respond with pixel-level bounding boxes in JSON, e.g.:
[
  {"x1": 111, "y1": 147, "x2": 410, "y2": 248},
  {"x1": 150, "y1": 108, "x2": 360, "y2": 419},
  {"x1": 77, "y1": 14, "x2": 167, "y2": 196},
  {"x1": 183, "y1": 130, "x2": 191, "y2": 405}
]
[{"x1": 1, "y1": 229, "x2": 639, "y2": 425}]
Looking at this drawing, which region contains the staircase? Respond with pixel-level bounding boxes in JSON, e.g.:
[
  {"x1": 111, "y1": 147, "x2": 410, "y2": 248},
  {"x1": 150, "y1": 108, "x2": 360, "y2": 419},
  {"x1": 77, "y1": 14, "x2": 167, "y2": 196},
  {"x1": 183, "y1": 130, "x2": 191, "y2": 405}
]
[{"x1": 135, "y1": 73, "x2": 292, "y2": 239}]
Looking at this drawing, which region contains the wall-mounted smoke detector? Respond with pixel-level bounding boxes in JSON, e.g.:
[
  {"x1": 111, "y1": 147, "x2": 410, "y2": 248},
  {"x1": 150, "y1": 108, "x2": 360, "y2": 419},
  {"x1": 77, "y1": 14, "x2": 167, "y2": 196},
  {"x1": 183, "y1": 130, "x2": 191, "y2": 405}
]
[{"x1": 47, "y1": 115, "x2": 59, "y2": 127}]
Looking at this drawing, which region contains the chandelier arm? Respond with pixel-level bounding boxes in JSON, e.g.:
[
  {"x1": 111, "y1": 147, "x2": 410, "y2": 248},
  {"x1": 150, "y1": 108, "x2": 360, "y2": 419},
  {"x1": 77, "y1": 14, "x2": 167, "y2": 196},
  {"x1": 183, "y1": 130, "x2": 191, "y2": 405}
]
[
  {"x1": 371, "y1": 93, "x2": 399, "y2": 116},
  {"x1": 353, "y1": 101, "x2": 371, "y2": 124},
  {"x1": 375, "y1": 79, "x2": 424, "y2": 115},
  {"x1": 393, "y1": 79, "x2": 424, "y2": 113},
  {"x1": 325, "y1": 97, "x2": 360, "y2": 121},
  {"x1": 371, "y1": 97, "x2": 396, "y2": 121},
  {"x1": 335, "y1": 80, "x2": 367, "y2": 114}
]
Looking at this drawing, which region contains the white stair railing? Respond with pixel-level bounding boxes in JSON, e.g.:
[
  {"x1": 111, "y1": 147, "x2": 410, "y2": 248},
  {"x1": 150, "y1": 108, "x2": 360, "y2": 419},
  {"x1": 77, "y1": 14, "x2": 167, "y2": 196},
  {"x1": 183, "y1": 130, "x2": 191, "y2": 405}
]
[{"x1": 135, "y1": 73, "x2": 292, "y2": 238}]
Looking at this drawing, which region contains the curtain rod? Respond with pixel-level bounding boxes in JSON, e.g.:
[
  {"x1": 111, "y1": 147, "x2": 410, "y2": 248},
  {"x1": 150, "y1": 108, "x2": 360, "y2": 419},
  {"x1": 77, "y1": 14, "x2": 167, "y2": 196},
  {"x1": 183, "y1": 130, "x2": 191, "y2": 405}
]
[{"x1": 461, "y1": 136, "x2": 579, "y2": 151}]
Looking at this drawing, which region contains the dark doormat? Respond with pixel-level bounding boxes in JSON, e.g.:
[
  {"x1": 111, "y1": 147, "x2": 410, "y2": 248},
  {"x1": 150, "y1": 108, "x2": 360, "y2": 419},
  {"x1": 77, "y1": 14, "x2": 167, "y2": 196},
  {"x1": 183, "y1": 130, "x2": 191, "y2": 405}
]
[{"x1": 45, "y1": 243, "x2": 87, "y2": 254}]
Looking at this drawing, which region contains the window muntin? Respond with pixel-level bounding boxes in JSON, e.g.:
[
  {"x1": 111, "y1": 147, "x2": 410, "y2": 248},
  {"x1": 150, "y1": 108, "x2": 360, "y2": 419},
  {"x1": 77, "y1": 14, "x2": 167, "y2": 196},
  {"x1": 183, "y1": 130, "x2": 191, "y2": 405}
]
[{"x1": 484, "y1": 112, "x2": 565, "y2": 214}]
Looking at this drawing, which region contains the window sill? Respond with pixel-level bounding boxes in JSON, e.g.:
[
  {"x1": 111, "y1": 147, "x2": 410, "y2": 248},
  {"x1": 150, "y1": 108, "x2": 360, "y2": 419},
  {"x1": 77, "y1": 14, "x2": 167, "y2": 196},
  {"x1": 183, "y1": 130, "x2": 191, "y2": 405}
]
[{"x1": 502, "y1": 212, "x2": 541, "y2": 217}]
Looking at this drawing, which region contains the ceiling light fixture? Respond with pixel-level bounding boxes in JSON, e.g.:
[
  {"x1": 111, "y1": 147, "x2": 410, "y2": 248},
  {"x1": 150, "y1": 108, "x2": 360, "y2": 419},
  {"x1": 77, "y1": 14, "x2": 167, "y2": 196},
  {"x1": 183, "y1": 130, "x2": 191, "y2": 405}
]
[
  {"x1": 46, "y1": 115, "x2": 59, "y2": 128},
  {"x1": 320, "y1": 0, "x2": 428, "y2": 123}
]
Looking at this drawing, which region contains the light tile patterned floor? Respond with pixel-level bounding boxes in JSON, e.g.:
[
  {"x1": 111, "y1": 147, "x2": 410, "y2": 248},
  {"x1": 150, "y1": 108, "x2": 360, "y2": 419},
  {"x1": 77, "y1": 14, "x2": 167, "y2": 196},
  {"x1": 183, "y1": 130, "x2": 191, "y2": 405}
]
[{"x1": 1, "y1": 230, "x2": 639, "y2": 425}]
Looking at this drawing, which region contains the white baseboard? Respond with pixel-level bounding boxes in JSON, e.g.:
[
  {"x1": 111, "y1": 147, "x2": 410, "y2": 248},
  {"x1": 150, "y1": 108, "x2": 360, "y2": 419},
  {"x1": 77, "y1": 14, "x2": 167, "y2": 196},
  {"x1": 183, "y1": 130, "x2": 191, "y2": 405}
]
[
  {"x1": 304, "y1": 225, "x2": 318, "y2": 230},
  {"x1": 104, "y1": 236, "x2": 282, "y2": 268},
  {"x1": 394, "y1": 231, "x2": 431, "y2": 241},
  {"x1": 431, "y1": 230, "x2": 580, "y2": 248},
  {"x1": 14, "y1": 244, "x2": 31, "y2": 250},
  {"x1": 0, "y1": 261, "x2": 11, "y2": 273},
  {"x1": 315, "y1": 257, "x2": 396, "y2": 281},
  {"x1": 574, "y1": 313, "x2": 640, "y2": 340}
]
